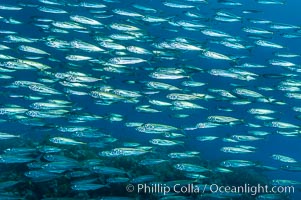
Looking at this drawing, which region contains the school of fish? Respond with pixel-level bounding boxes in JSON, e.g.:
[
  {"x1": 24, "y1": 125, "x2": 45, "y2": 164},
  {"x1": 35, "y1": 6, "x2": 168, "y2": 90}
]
[{"x1": 0, "y1": 0, "x2": 300, "y2": 199}]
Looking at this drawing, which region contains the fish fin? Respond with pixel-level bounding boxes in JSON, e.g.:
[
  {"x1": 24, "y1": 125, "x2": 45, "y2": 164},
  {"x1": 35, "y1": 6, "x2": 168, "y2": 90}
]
[
  {"x1": 183, "y1": 126, "x2": 198, "y2": 131},
  {"x1": 254, "y1": 161, "x2": 262, "y2": 167},
  {"x1": 230, "y1": 56, "x2": 240, "y2": 65},
  {"x1": 126, "y1": 172, "x2": 133, "y2": 179},
  {"x1": 34, "y1": 153, "x2": 43, "y2": 162}
]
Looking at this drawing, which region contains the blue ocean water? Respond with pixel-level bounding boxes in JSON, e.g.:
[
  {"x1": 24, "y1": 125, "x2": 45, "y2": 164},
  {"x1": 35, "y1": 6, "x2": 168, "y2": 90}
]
[{"x1": 0, "y1": 0, "x2": 301, "y2": 199}]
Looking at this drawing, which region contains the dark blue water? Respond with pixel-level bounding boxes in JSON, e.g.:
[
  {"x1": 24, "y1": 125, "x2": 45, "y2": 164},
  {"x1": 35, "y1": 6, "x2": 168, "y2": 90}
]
[{"x1": 0, "y1": 0, "x2": 301, "y2": 199}]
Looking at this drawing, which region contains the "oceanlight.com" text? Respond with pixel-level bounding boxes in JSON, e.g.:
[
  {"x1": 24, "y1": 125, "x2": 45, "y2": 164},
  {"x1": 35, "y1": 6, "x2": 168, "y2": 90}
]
[{"x1": 125, "y1": 183, "x2": 295, "y2": 196}]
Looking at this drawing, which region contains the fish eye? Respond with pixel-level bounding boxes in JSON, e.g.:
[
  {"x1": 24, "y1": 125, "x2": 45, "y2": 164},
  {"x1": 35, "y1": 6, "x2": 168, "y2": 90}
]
[
  {"x1": 147, "y1": 82, "x2": 155, "y2": 87},
  {"x1": 5, "y1": 62, "x2": 13, "y2": 67},
  {"x1": 196, "y1": 123, "x2": 205, "y2": 128},
  {"x1": 113, "y1": 149, "x2": 122, "y2": 154},
  {"x1": 222, "y1": 147, "x2": 228, "y2": 151},
  {"x1": 173, "y1": 101, "x2": 181, "y2": 106},
  {"x1": 168, "y1": 94, "x2": 177, "y2": 100},
  {"x1": 271, "y1": 121, "x2": 278, "y2": 127},
  {"x1": 90, "y1": 91, "x2": 98, "y2": 98},
  {"x1": 136, "y1": 126, "x2": 146, "y2": 132},
  {"x1": 222, "y1": 161, "x2": 229, "y2": 167},
  {"x1": 144, "y1": 124, "x2": 154, "y2": 129},
  {"x1": 164, "y1": 133, "x2": 171, "y2": 137},
  {"x1": 13, "y1": 81, "x2": 20, "y2": 85},
  {"x1": 27, "y1": 111, "x2": 37, "y2": 117},
  {"x1": 52, "y1": 138, "x2": 58, "y2": 142},
  {"x1": 114, "y1": 90, "x2": 121, "y2": 95},
  {"x1": 31, "y1": 103, "x2": 40, "y2": 108},
  {"x1": 233, "y1": 135, "x2": 241, "y2": 139},
  {"x1": 151, "y1": 72, "x2": 159, "y2": 77},
  {"x1": 176, "y1": 164, "x2": 183, "y2": 170},
  {"x1": 0, "y1": 109, "x2": 7, "y2": 115},
  {"x1": 67, "y1": 76, "x2": 76, "y2": 82},
  {"x1": 55, "y1": 73, "x2": 64, "y2": 78},
  {"x1": 29, "y1": 85, "x2": 40, "y2": 91},
  {"x1": 210, "y1": 69, "x2": 218, "y2": 75}
]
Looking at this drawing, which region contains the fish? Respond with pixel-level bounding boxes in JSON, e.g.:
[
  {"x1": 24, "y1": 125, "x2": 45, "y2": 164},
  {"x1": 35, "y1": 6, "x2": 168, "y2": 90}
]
[
  {"x1": 0, "y1": 155, "x2": 35, "y2": 164},
  {"x1": 220, "y1": 160, "x2": 256, "y2": 168},
  {"x1": 38, "y1": 6, "x2": 67, "y2": 14},
  {"x1": 207, "y1": 115, "x2": 242, "y2": 124},
  {"x1": 242, "y1": 26, "x2": 273, "y2": 35},
  {"x1": 25, "y1": 170, "x2": 60, "y2": 182},
  {"x1": 91, "y1": 166, "x2": 128, "y2": 175},
  {"x1": 172, "y1": 101, "x2": 206, "y2": 110},
  {"x1": 149, "y1": 139, "x2": 184, "y2": 146},
  {"x1": 102, "y1": 148, "x2": 149, "y2": 157},
  {"x1": 71, "y1": 183, "x2": 109, "y2": 191},
  {"x1": 264, "y1": 121, "x2": 299, "y2": 129},
  {"x1": 49, "y1": 137, "x2": 86, "y2": 145},
  {"x1": 70, "y1": 15, "x2": 102, "y2": 26},
  {"x1": 0, "y1": 132, "x2": 20, "y2": 139},
  {"x1": 220, "y1": 146, "x2": 255, "y2": 154},
  {"x1": 131, "y1": 175, "x2": 156, "y2": 184},
  {"x1": 257, "y1": 0, "x2": 285, "y2": 5},
  {"x1": 173, "y1": 163, "x2": 209, "y2": 173},
  {"x1": 196, "y1": 136, "x2": 219, "y2": 141},
  {"x1": 108, "y1": 57, "x2": 146, "y2": 65},
  {"x1": 248, "y1": 108, "x2": 276, "y2": 115},
  {"x1": 271, "y1": 179, "x2": 301, "y2": 186},
  {"x1": 168, "y1": 152, "x2": 199, "y2": 159},
  {"x1": 0, "y1": 0, "x2": 300, "y2": 199},
  {"x1": 255, "y1": 40, "x2": 284, "y2": 48},
  {"x1": 202, "y1": 50, "x2": 234, "y2": 61},
  {"x1": 139, "y1": 159, "x2": 168, "y2": 166},
  {"x1": 71, "y1": 40, "x2": 105, "y2": 52},
  {"x1": 271, "y1": 154, "x2": 298, "y2": 163},
  {"x1": 231, "y1": 135, "x2": 263, "y2": 142}
]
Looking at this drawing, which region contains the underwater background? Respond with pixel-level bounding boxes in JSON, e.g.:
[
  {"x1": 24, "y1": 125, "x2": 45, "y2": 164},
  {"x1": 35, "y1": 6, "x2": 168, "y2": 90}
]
[{"x1": 0, "y1": 0, "x2": 301, "y2": 199}]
